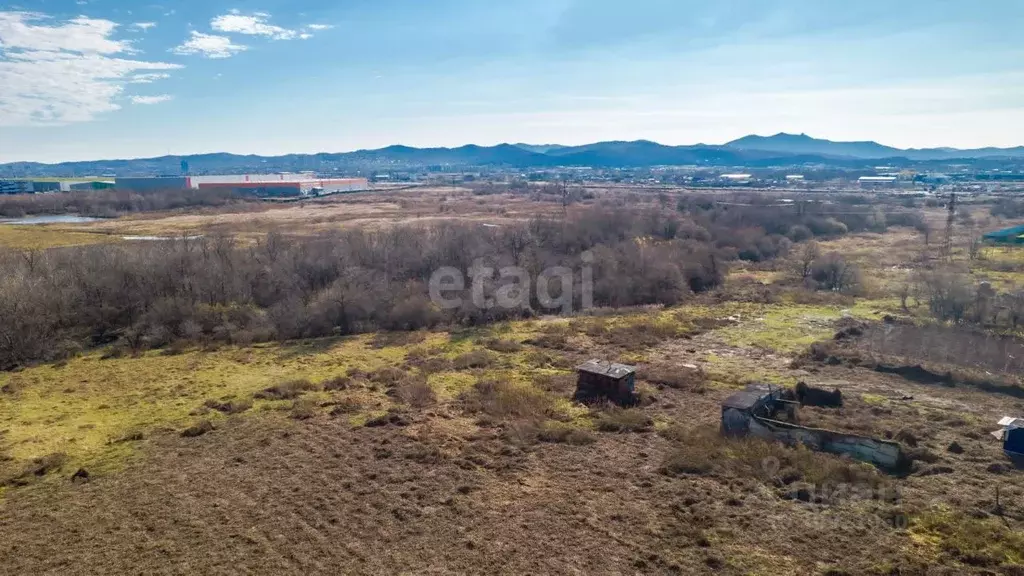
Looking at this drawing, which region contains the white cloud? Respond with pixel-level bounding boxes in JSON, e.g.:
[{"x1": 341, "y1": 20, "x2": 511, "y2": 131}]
[
  {"x1": 0, "y1": 11, "x2": 180, "y2": 126},
  {"x1": 172, "y1": 31, "x2": 247, "y2": 58},
  {"x1": 211, "y1": 12, "x2": 296, "y2": 40},
  {"x1": 132, "y1": 22, "x2": 156, "y2": 31},
  {"x1": 207, "y1": 12, "x2": 333, "y2": 41},
  {"x1": 130, "y1": 94, "x2": 172, "y2": 105},
  {"x1": 0, "y1": 11, "x2": 131, "y2": 53},
  {"x1": 129, "y1": 72, "x2": 170, "y2": 83}
]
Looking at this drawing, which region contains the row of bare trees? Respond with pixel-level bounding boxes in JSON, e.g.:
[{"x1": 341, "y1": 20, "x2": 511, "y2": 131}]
[
  {"x1": 900, "y1": 269, "x2": 1024, "y2": 328},
  {"x1": 0, "y1": 208, "x2": 731, "y2": 368},
  {"x1": 0, "y1": 193, "x2": 897, "y2": 368},
  {"x1": 0, "y1": 188, "x2": 244, "y2": 218}
]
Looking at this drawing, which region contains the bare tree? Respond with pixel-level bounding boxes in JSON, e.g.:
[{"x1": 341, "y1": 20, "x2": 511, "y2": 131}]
[
  {"x1": 914, "y1": 219, "x2": 932, "y2": 246},
  {"x1": 810, "y1": 252, "x2": 860, "y2": 293},
  {"x1": 795, "y1": 240, "x2": 821, "y2": 280}
]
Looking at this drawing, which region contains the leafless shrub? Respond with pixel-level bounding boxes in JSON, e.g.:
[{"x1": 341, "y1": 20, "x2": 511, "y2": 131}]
[
  {"x1": 290, "y1": 397, "x2": 318, "y2": 420},
  {"x1": 461, "y1": 378, "x2": 554, "y2": 420},
  {"x1": 534, "y1": 373, "x2": 575, "y2": 394},
  {"x1": 322, "y1": 375, "x2": 352, "y2": 391},
  {"x1": 392, "y1": 376, "x2": 436, "y2": 408},
  {"x1": 3, "y1": 452, "x2": 68, "y2": 486},
  {"x1": 254, "y1": 378, "x2": 319, "y2": 400},
  {"x1": 659, "y1": 426, "x2": 887, "y2": 494},
  {"x1": 638, "y1": 364, "x2": 706, "y2": 392},
  {"x1": 481, "y1": 338, "x2": 522, "y2": 353},
  {"x1": 595, "y1": 407, "x2": 653, "y2": 433},
  {"x1": 0, "y1": 200, "x2": 875, "y2": 369},
  {"x1": 453, "y1": 349, "x2": 496, "y2": 370},
  {"x1": 367, "y1": 367, "x2": 407, "y2": 385},
  {"x1": 181, "y1": 420, "x2": 215, "y2": 438},
  {"x1": 537, "y1": 422, "x2": 597, "y2": 445},
  {"x1": 328, "y1": 396, "x2": 363, "y2": 416},
  {"x1": 810, "y1": 252, "x2": 861, "y2": 294},
  {"x1": 369, "y1": 331, "x2": 427, "y2": 349},
  {"x1": 203, "y1": 397, "x2": 252, "y2": 414}
]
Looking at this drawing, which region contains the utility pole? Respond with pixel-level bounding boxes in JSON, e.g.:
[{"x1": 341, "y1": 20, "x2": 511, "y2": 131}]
[
  {"x1": 943, "y1": 192, "x2": 957, "y2": 262},
  {"x1": 560, "y1": 179, "x2": 569, "y2": 217}
]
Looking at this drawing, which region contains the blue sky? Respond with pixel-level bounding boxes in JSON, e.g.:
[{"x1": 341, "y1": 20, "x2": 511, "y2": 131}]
[{"x1": 0, "y1": 0, "x2": 1022, "y2": 162}]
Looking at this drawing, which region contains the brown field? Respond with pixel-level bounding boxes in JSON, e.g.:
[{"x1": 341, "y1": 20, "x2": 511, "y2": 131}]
[{"x1": 1, "y1": 185, "x2": 1023, "y2": 575}]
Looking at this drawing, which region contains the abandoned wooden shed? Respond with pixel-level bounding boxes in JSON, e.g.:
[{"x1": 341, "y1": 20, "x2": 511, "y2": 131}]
[
  {"x1": 720, "y1": 384, "x2": 790, "y2": 436},
  {"x1": 574, "y1": 360, "x2": 636, "y2": 406}
]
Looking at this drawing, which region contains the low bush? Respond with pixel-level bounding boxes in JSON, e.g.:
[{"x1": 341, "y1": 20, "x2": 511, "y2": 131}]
[
  {"x1": 481, "y1": 338, "x2": 523, "y2": 353},
  {"x1": 453, "y1": 349, "x2": 496, "y2": 370},
  {"x1": 534, "y1": 373, "x2": 576, "y2": 394},
  {"x1": 254, "y1": 378, "x2": 319, "y2": 400},
  {"x1": 203, "y1": 397, "x2": 253, "y2": 414},
  {"x1": 537, "y1": 422, "x2": 598, "y2": 445},
  {"x1": 322, "y1": 375, "x2": 352, "y2": 391},
  {"x1": 290, "y1": 397, "x2": 318, "y2": 420},
  {"x1": 3, "y1": 452, "x2": 68, "y2": 486},
  {"x1": 659, "y1": 426, "x2": 888, "y2": 496},
  {"x1": 638, "y1": 364, "x2": 706, "y2": 392},
  {"x1": 181, "y1": 420, "x2": 214, "y2": 438},
  {"x1": 417, "y1": 356, "x2": 454, "y2": 374},
  {"x1": 910, "y1": 508, "x2": 1024, "y2": 567},
  {"x1": 369, "y1": 331, "x2": 427, "y2": 349},
  {"x1": 328, "y1": 396, "x2": 363, "y2": 416},
  {"x1": 461, "y1": 378, "x2": 555, "y2": 420},
  {"x1": 367, "y1": 367, "x2": 408, "y2": 385},
  {"x1": 392, "y1": 376, "x2": 436, "y2": 408},
  {"x1": 595, "y1": 407, "x2": 653, "y2": 432}
]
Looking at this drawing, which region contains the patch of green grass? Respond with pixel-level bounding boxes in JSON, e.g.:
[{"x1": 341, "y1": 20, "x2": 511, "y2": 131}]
[
  {"x1": 703, "y1": 353, "x2": 797, "y2": 389},
  {"x1": 713, "y1": 301, "x2": 896, "y2": 354},
  {"x1": 910, "y1": 507, "x2": 1024, "y2": 567},
  {"x1": 0, "y1": 332, "x2": 448, "y2": 478},
  {"x1": 861, "y1": 393, "x2": 887, "y2": 406}
]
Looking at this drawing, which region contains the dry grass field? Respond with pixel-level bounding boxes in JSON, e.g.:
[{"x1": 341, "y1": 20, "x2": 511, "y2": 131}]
[{"x1": 1, "y1": 186, "x2": 1023, "y2": 575}]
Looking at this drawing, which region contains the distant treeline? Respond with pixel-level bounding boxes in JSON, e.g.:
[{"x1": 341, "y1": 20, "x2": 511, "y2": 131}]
[
  {"x1": 0, "y1": 188, "x2": 245, "y2": 218},
  {"x1": 0, "y1": 199, "x2": 916, "y2": 369}
]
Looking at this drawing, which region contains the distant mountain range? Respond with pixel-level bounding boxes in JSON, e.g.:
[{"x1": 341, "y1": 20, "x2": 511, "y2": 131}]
[
  {"x1": 723, "y1": 133, "x2": 1024, "y2": 161},
  {"x1": 3, "y1": 133, "x2": 1024, "y2": 178}
]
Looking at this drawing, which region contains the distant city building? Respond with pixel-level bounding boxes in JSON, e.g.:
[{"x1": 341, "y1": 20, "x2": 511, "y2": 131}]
[
  {"x1": 0, "y1": 179, "x2": 113, "y2": 194},
  {"x1": 785, "y1": 174, "x2": 805, "y2": 181},
  {"x1": 858, "y1": 176, "x2": 898, "y2": 188},
  {"x1": 0, "y1": 179, "x2": 34, "y2": 194},
  {"x1": 114, "y1": 174, "x2": 369, "y2": 197}
]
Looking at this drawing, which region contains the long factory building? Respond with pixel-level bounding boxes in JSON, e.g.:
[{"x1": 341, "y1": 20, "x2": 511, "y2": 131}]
[{"x1": 113, "y1": 175, "x2": 369, "y2": 197}]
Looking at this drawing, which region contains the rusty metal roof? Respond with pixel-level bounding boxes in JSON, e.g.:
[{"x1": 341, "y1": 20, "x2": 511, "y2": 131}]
[{"x1": 576, "y1": 359, "x2": 635, "y2": 379}]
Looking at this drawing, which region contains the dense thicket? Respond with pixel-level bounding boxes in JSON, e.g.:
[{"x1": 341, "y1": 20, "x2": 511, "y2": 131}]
[
  {"x1": 991, "y1": 198, "x2": 1024, "y2": 219},
  {"x1": 0, "y1": 198, "x2": 910, "y2": 369},
  {"x1": 0, "y1": 188, "x2": 244, "y2": 218}
]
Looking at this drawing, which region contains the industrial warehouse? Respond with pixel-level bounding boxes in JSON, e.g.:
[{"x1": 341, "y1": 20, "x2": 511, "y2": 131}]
[
  {"x1": 113, "y1": 175, "x2": 369, "y2": 197},
  {"x1": 1, "y1": 175, "x2": 368, "y2": 198}
]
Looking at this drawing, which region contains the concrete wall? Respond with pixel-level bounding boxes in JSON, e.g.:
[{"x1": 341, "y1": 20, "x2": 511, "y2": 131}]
[{"x1": 749, "y1": 418, "x2": 904, "y2": 469}]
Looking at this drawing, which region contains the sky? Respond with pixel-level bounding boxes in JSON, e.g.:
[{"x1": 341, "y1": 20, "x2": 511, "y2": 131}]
[{"x1": 0, "y1": 0, "x2": 1023, "y2": 163}]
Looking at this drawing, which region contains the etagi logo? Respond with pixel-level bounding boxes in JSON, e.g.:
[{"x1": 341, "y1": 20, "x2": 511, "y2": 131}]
[{"x1": 428, "y1": 252, "x2": 594, "y2": 313}]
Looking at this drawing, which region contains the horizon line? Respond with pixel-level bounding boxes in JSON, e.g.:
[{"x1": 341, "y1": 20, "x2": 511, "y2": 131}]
[{"x1": 4, "y1": 132, "x2": 1024, "y2": 166}]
